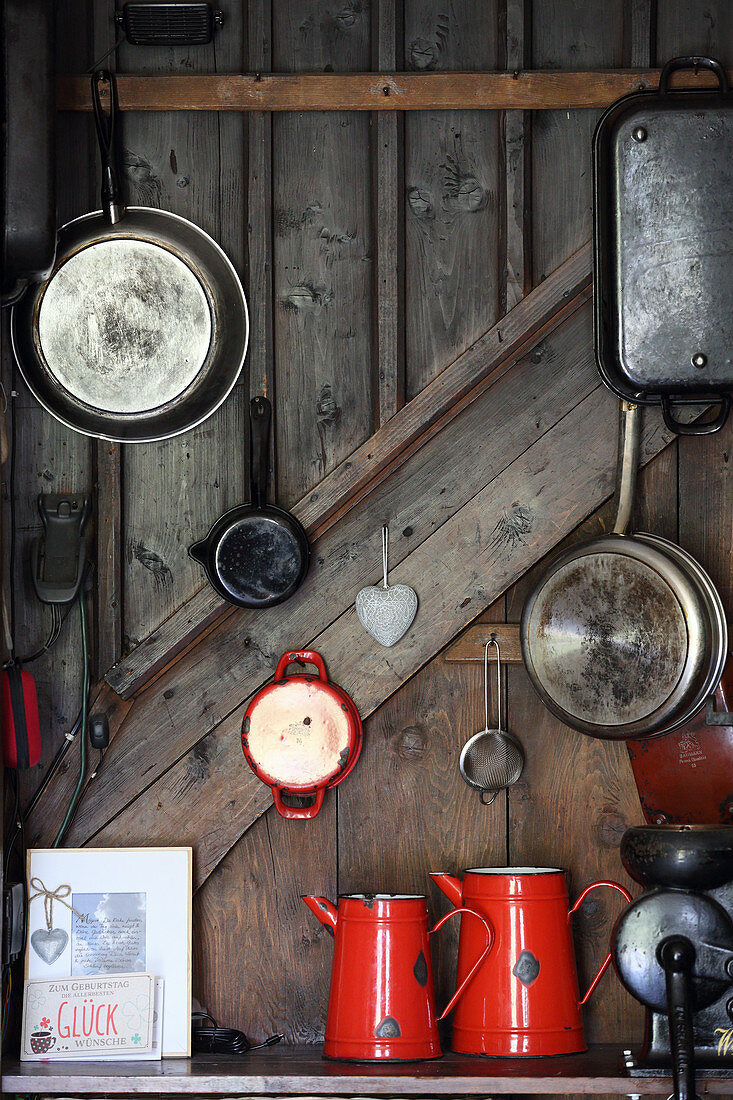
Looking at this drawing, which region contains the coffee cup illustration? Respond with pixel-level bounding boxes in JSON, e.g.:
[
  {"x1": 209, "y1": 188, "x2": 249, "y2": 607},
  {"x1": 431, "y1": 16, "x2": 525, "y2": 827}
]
[{"x1": 30, "y1": 1030, "x2": 55, "y2": 1054}]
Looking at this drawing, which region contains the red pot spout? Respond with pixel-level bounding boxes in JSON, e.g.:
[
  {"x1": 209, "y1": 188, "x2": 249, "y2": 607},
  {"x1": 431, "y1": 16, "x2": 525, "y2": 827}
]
[
  {"x1": 430, "y1": 872, "x2": 463, "y2": 908},
  {"x1": 302, "y1": 895, "x2": 338, "y2": 932}
]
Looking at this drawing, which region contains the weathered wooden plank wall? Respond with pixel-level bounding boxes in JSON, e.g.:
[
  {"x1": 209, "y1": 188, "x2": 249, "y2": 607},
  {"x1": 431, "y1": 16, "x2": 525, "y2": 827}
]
[{"x1": 4, "y1": 6, "x2": 732, "y2": 1093}]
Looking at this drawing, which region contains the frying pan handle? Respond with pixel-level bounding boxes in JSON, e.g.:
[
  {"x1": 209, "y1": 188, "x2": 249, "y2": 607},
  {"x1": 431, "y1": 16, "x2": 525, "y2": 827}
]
[
  {"x1": 271, "y1": 785, "x2": 326, "y2": 820},
  {"x1": 569, "y1": 880, "x2": 633, "y2": 1005},
  {"x1": 659, "y1": 55, "x2": 728, "y2": 95},
  {"x1": 250, "y1": 396, "x2": 271, "y2": 509},
  {"x1": 662, "y1": 394, "x2": 730, "y2": 436},
  {"x1": 611, "y1": 401, "x2": 641, "y2": 536},
  {"x1": 274, "y1": 650, "x2": 328, "y2": 682},
  {"x1": 91, "y1": 70, "x2": 125, "y2": 225}
]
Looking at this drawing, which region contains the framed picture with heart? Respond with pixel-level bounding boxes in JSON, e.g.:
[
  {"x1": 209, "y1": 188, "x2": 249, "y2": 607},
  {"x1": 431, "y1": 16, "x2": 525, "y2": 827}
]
[{"x1": 25, "y1": 847, "x2": 192, "y2": 1056}]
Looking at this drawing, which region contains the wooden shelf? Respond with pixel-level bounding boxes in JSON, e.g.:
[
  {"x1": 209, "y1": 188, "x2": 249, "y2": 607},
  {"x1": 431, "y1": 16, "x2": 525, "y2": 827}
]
[{"x1": 4, "y1": 1044, "x2": 730, "y2": 1095}]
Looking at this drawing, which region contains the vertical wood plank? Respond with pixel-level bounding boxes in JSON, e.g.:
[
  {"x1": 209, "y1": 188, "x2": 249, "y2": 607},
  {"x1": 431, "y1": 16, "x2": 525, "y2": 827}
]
[
  {"x1": 119, "y1": 7, "x2": 247, "y2": 645},
  {"x1": 91, "y1": 0, "x2": 122, "y2": 682},
  {"x1": 531, "y1": 1, "x2": 625, "y2": 281},
  {"x1": 272, "y1": 2, "x2": 373, "y2": 505},
  {"x1": 372, "y1": 0, "x2": 405, "y2": 425},
  {"x1": 247, "y1": 1, "x2": 275, "y2": 406},
  {"x1": 404, "y1": 2, "x2": 501, "y2": 398},
  {"x1": 502, "y1": 0, "x2": 531, "y2": 311},
  {"x1": 623, "y1": 0, "x2": 656, "y2": 67},
  {"x1": 94, "y1": 441, "x2": 122, "y2": 676},
  {"x1": 194, "y1": 807, "x2": 336, "y2": 1044},
  {"x1": 656, "y1": 0, "x2": 733, "y2": 65}
]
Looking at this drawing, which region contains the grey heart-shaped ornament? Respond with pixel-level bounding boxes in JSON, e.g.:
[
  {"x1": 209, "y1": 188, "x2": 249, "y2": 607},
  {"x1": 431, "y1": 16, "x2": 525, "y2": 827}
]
[
  {"x1": 356, "y1": 583, "x2": 418, "y2": 647},
  {"x1": 31, "y1": 927, "x2": 69, "y2": 965}
]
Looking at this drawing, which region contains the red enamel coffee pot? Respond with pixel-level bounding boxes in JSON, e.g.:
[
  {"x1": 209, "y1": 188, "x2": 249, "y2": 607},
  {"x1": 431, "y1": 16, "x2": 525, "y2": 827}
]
[
  {"x1": 303, "y1": 893, "x2": 492, "y2": 1061},
  {"x1": 431, "y1": 867, "x2": 632, "y2": 1056}
]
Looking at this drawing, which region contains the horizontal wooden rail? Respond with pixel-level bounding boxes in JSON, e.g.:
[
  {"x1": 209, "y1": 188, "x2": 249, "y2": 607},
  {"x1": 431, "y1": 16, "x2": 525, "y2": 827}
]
[
  {"x1": 56, "y1": 68, "x2": 729, "y2": 112},
  {"x1": 444, "y1": 624, "x2": 523, "y2": 663}
]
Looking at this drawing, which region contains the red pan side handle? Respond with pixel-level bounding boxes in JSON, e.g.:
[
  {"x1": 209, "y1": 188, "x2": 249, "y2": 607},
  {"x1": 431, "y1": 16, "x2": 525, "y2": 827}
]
[
  {"x1": 274, "y1": 650, "x2": 328, "y2": 682},
  {"x1": 569, "y1": 880, "x2": 633, "y2": 1005},
  {"x1": 271, "y1": 785, "x2": 326, "y2": 820}
]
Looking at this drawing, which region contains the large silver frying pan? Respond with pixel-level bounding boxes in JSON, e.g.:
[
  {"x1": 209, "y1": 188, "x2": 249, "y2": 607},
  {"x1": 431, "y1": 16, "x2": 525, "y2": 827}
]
[
  {"x1": 10, "y1": 70, "x2": 248, "y2": 443},
  {"x1": 521, "y1": 401, "x2": 727, "y2": 740}
]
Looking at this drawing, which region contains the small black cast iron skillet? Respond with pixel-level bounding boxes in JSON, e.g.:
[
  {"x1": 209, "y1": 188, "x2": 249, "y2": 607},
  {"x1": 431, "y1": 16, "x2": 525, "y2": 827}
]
[{"x1": 189, "y1": 396, "x2": 309, "y2": 608}]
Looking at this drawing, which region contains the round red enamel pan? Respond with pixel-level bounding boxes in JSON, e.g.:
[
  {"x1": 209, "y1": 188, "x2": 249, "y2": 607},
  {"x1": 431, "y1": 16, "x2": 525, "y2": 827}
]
[{"x1": 241, "y1": 650, "x2": 362, "y2": 820}]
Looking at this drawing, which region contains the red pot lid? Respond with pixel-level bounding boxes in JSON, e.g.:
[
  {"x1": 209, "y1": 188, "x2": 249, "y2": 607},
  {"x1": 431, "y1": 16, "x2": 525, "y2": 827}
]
[{"x1": 244, "y1": 677, "x2": 353, "y2": 789}]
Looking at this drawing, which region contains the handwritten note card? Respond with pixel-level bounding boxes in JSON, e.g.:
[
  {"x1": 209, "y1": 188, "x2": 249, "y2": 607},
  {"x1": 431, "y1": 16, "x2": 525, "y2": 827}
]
[{"x1": 71, "y1": 893, "x2": 146, "y2": 975}]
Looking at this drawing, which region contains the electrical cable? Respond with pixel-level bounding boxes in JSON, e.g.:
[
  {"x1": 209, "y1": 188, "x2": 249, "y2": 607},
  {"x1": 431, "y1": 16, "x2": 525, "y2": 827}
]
[
  {"x1": 52, "y1": 592, "x2": 89, "y2": 847},
  {"x1": 192, "y1": 1021, "x2": 283, "y2": 1055},
  {"x1": 22, "y1": 707, "x2": 83, "y2": 822},
  {"x1": 19, "y1": 603, "x2": 61, "y2": 664}
]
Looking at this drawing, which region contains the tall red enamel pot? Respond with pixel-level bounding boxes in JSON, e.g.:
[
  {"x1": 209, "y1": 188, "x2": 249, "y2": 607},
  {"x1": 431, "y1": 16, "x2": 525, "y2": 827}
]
[
  {"x1": 431, "y1": 868, "x2": 631, "y2": 1056},
  {"x1": 303, "y1": 893, "x2": 492, "y2": 1061}
]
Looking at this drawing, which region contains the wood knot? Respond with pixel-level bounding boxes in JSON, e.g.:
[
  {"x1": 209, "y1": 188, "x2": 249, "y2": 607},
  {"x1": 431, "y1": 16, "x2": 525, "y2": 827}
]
[
  {"x1": 394, "y1": 725, "x2": 427, "y2": 760},
  {"x1": 407, "y1": 188, "x2": 434, "y2": 220},
  {"x1": 316, "y1": 383, "x2": 341, "y2": 425},
  {"x1": 597, "y1": 811, "x2": 627, "y2": 849}
]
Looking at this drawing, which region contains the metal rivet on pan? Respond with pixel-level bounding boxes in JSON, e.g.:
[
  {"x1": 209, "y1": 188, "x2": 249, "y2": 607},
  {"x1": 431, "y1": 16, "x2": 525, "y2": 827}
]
[
  {"x1": 632, "y1": 126, "x2": 647, "y2": 142},
  {"x1": 692, "y1": 352, "x2": 707, "y2": 368}
]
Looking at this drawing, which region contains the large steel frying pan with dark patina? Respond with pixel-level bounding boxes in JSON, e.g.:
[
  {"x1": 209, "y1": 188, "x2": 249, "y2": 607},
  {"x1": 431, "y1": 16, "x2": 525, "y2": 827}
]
[
  {"x1": 521, "y1": 401, "x2": 727, "y2": 740},
  {"x1": 10, "y1": 70, "x2": 248, "y2": 443}
]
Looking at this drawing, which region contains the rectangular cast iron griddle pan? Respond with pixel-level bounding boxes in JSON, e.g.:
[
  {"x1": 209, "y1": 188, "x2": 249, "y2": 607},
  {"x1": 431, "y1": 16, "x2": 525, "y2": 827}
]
[{"x1": 594, "y1": 55, "x2": 733, "y2": 435}]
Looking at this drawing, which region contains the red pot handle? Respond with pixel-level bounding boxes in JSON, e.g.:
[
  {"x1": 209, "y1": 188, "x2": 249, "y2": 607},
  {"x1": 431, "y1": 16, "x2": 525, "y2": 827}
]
[
  {"x1": 430, "y1": 906, "x2": 494, "y2": 1021},
  {"x1": 271, "y1": 785, "x2": 326, "y2": 820},
  {"x1": 274, "y1": 650, "x2": 328, "y2": 683},
  {"x1": 568, "y1": 879, "x2": 632, "y2": 1006}
]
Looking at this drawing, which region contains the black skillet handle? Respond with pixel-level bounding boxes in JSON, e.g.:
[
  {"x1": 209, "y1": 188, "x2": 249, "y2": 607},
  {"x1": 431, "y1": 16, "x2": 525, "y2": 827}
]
[
  {"x1": 91, "y1": 70, "x2": 125, "y2": 225},
  {"x1": 659, "y1": 55, "x2": 729, "y2": 95},
  {"x1": 661, "y1": 394, "x2": 730, "y2": 436},
  {"x1": 658, "y1": 936, "x2": 698, "y2": 1100},
  {"x1": 250, "y1": 396, "x2": 272, "y2": 509}
]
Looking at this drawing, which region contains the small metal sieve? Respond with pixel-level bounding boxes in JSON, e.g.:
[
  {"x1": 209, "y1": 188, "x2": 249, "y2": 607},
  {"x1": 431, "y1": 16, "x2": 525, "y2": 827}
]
[{"x1": 459, "y1": 637, "x2": 524, "y2": 805}]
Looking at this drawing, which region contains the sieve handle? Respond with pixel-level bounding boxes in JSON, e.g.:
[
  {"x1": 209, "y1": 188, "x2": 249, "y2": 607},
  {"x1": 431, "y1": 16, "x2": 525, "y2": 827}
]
[
  {"x1": 431, "y1": 907, "x2": 494, "y2": 1020},
  {"x1": 484, "y1": 636, "x2": 502, "y2": 732}
]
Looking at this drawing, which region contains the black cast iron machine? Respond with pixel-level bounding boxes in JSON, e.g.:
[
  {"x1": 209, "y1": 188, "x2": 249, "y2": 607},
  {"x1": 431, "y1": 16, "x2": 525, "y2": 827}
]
[{"x1": 612, "y1": 826, "x2": 733, "y2": 1100}]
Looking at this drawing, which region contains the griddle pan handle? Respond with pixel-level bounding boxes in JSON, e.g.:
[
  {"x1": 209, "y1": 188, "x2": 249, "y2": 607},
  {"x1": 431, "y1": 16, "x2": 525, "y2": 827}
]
[
  {"x1": 659, "y1": 55, "x2": 728, "y2": 95},
  {"x1": 91, "y1": 70, "x2": 125, "y2": 225},
  {"x1": 250, "y1": 396, "x2": 271, "y2": 509},
  {"x1": 661, "y1": 394, "x2": 730, "y2": 436}
]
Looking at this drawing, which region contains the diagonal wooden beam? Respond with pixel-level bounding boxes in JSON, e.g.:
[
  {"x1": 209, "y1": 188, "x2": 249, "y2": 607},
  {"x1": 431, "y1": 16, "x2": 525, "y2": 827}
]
[
  {"x1": 29, "y1": 296, "x2": 597, "y2": 853},
  {"x1": 78, "y1": 388, "x2": 685, "y2": 887},
  {"x1": 56, "y1": 68, "x2": 728, "y2": 112},
  {"x1": 106, "y1": 242, "x2": 591, "y2": 699}
]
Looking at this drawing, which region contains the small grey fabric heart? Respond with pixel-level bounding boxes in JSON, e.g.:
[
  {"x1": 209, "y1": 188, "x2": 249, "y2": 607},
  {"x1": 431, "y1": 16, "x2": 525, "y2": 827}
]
[
  {"x1": 31, "y1": 927, "x2": 69, "y2": 965},
  {"x1": 356, "y1": 583, "x2": 418, "y2": 648}
]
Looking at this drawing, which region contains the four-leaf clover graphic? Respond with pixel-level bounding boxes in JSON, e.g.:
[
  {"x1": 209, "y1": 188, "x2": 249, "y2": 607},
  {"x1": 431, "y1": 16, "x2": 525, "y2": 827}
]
[
  {"x1": 132, "y1": 1033, "x2": 142, "y2": 1045},
  {"x1": 40, "y1": 1017, "x2": 51, "y2": 1029}
]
